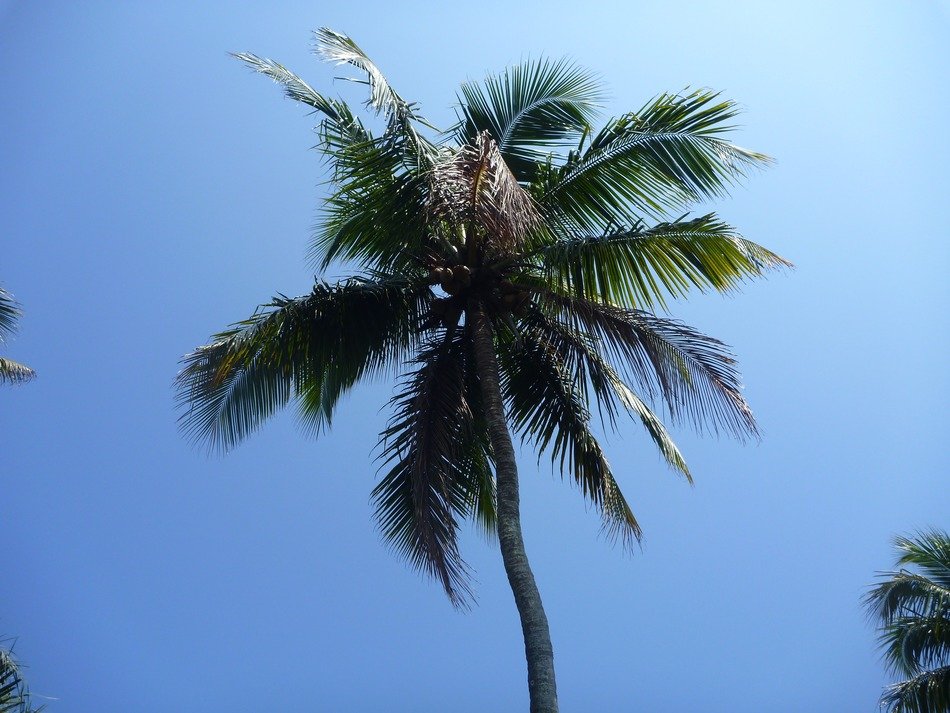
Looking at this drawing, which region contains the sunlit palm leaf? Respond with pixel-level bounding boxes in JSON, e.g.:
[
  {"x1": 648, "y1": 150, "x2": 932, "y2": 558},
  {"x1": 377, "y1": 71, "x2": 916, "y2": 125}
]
[
  {"x1": 456, "y1": 58, "x2": 602, "y2": 181},
  {"x1": 314, "y1": 28, "x2": 436, "y2": 165},
  {"x1": 232, "y1": 52, "x2": 369, "y2": 147},
  {"x1": 537, "y1": 89, "x2": 771, "y2": 229},
  {"x1": 537, "y1": 213, "x2": 790, "y2": 310},
  {"x1": 373, "y1": 330, "x2": 480, "y2": 606},
  {"x1": 177, "y1": 277, "x2": 429, "y2": 452},
  {"x1": 314, "y1": 28, "x2": 410, "y2": 120},
  {"x1": 0, "y1": 358, "x2": 35, "y2": 385}
]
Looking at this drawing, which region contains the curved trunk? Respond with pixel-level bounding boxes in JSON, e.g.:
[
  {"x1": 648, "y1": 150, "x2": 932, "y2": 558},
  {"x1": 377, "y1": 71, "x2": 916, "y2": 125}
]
[{"x1": 470, "y1": 306, "x2": 559, "y2": 713}]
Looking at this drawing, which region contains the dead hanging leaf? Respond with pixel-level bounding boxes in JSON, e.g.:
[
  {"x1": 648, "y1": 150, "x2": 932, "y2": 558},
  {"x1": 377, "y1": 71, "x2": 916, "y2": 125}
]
[{"x1": 427, "y1": 131, "x2": 539, "y2": 252}]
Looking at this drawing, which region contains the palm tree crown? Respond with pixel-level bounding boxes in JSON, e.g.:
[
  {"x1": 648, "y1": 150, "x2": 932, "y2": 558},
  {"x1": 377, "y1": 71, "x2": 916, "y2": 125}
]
[
  {"x1": 177, "y1": 29, "x2": 787, "y2": 711},
  {"x1": 866, "y1": 530, "x2": 950, "y2": 713},
  {"x1": 0, "y1": 288, "x2": 35, "y2": 385}
]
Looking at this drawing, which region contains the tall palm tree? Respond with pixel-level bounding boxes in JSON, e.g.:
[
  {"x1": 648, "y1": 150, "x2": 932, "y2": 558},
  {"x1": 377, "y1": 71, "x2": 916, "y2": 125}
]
[
  {"x1": 0, "y1": 288, "x2": 34, "y2": 385},
  {"x1": 177, "y1": 29, "x2": 788, "y2": 712},
  {"x1": 0, "y1": 642, "x2": 43, "y2": 713},
  {"x1": 866, "y1": 530, "x2": 950, "y2": 713}
]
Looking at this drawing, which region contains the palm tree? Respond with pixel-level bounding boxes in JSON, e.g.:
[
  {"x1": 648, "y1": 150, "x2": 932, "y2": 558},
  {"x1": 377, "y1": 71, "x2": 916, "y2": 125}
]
[
  {"x1": 0, "y1": 288, "x2": 34, "y2": 385},
  {"x1": 866, "y1": 530, "x2": 950, "y2": 713},
  {"x1": 0, "y1": 642, "x2": 43, "y2": 713},
  {"x1": 177, "y1": 29, "x2": 788, "y2": 712}
]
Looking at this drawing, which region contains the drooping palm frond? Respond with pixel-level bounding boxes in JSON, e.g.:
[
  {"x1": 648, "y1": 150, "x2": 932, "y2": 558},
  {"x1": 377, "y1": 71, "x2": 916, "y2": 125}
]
[
  {"x1": 870, "y1": 572, "x2": 950, "y2": 637},
  {"x1": 538, "y1": 292, "x2": 757, "y2": 439},
  {"x1": 867, "y1": 530, "x2": 950, "y2": 712},
  {"x1": 892, "y1": 533, "x2": 950, "y2": 589},
  {"x1": 0, "y1": 645, "x2": 43, "y2": 713},
  {"x1": 498, "y1": 322, "x2": 641, "y2": 546},
  {"x1": 373, "y1": 330, "x2": 481, "y2": 606},
  {"x1": 518, "y1": 306, "x2": 689, "y2": 478},
  {"x1": 536, "y1": 213, "x2": 790, "y2": 310},
  {"x1": 313, "y1": 142, "x2": 432, "y2": 271},
  {"x1": 880, "y1": 613, "x2": 950, "y2": 680},
  {"x1": 880, "y1": 666, "x2": 950, "y2": 713},
  {"x1": 0, "y1": 359, "x2": 35, "y2": 385},
  {"x1": 314, "y1": 28, "x2": 437, "y2": 164},
  {"x1": 314, "y1": 28, "x2": 410, "y2": 121},
  {"x1": 176, "y1": 276, "x2": 430, "y2": 452},
  {"x1": 458, "y1": 342, "x2": 497, "y2": 537},
  {"x1": 536, "y1": 89, "x2": 772, "y2": 230},
  {"x1": 456, "y1": 58, "x2": 602, "y2": 181},
  {"x1": 232, "y1": 52, "x2": 369, "y2": 146}
]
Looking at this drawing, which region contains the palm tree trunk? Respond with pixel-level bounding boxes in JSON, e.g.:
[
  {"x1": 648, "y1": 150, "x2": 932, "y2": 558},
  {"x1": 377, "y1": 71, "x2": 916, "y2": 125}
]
[{"x1": 470, "y1": 305, "x2": 559, "y2": 713}]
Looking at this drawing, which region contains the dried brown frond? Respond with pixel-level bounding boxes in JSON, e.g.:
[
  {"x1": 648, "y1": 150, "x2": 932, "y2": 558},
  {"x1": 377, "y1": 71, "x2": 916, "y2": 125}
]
[{"x1": 428, "y1": 131, "x2": 539, "y2": 253}]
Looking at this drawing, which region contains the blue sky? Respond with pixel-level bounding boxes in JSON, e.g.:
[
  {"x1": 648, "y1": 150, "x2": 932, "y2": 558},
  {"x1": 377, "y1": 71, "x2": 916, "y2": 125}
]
[{"x1": 1, "y1": 2, "x2": 947, "y2": 711}]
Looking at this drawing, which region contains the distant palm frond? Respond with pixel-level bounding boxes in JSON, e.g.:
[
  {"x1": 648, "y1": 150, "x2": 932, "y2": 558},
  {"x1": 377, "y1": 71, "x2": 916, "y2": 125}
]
[{"x1": 866, "y1": 530, "x2": 950, "y2": 712}]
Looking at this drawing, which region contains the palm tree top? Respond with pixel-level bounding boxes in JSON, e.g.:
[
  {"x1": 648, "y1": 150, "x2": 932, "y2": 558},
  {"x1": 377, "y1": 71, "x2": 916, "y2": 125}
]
[
  {"x1": 866, "y1": 529, "x2": 950, "y2": 713},
  {"x1": 178, "y1": 29, "x2": 789, "y2": 606}
]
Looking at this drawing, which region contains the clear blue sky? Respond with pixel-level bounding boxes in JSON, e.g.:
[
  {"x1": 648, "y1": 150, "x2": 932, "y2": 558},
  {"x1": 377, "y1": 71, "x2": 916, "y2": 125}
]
[{"x1": 2, "y1": 2, "x2": 947, "y2": 711}]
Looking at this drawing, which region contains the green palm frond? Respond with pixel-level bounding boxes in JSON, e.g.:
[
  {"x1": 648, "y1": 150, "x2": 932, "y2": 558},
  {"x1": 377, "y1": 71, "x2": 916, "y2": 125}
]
[
  {"x1": 313, "y1": 140, "x2": 431, "y2": 271},
  {"x1": 0, "y1": 645, "x2": 43, "y2": 713},
  {"x1": 176, "y1": 277, "x2": 429, "y2": 452},
  {"x1": 314, "y1": 28, "x2": 412, "y2": 121},
  {"x1": 536, "y1": 89, "x2": 772, "y2": 229},
  {"x1": 881, "y1": 613, "x2": 950, "y2": 679},
  {"x1": 498, "y1": 321, "x2": 641, "y2": 546},
  {"x1": 867, "y1": 530, "x2": 950, "y2": 711},
  {"x1": 314, "y1": 28, "x2": 437, "y2": 164},
  {"x1": 869, "y1": 572, "x2": 950, "y2": 632},
  {"x1": 0, "y1": 289, "x2": 20, "y2": 340},
  {"x1": 518, "y1": 306, "x2": 689, "y2": 478},
  {"x1": 540, "y1": 293, "x2": 757, "y2": 439},
  {"x1": 893, "y1": 533, "x2": 950, "y2": 590},
  {"x1": 456, "y1": 58, "x2": 602, "y2": 181},
  {"x1": 880, "y1": 666, "x2": 950, "y2": 713},
  {"x1": 373, "y1": 330, "x2": 480, "y2": 607},
  {"x1": 458, "y1": 342, "x2": 497, "y2": 537},
  {"x1": 232, "y1": 52, "x2": 369, "y2": 146},
  {"x1": 536, "y1": 213, "x2": 791, "y2": 310}
]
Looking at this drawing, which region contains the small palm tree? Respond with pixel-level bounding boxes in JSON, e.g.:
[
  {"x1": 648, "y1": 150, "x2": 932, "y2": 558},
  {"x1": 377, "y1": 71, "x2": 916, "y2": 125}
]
[
  {"x1": 0, "y1": 642, "x2": 43, "y2": 713},
  {"x1": 0, "y1": 288, "x2": 34, "y2": 385},
  {"x1": 866, "y1": 530, "x2": 950, "y2": 713},
  {"x1": 177, "y1": 30, "x2": 788, "y2": 711}
]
